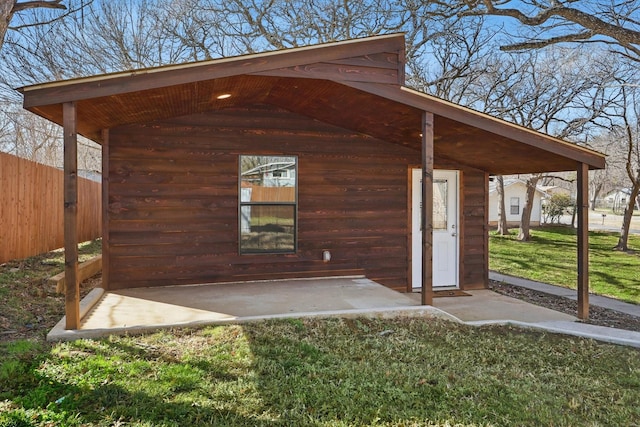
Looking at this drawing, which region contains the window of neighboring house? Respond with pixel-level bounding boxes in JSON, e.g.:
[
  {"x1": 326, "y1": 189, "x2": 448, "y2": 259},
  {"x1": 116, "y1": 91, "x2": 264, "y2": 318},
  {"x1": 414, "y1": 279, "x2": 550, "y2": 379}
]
[
  {"x1": 239, "y1": 155, "x2": 297, "y2": 254},
  {"x1": 510, "y1": 197, "x2": 520, "y2": 215}
]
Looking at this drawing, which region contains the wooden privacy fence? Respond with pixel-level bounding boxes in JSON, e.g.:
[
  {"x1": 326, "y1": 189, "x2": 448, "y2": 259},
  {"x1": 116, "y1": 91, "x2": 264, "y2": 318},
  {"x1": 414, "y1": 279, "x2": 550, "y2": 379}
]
[
  {"x1": 247, "y1": 186, "x2": 295, "y2": 202},
  {"x1": 245, "y1": 185, "x2": 296, "y2": 219},
  {"x1": 0, "y1": 152, "x2": 101, "y2": 264}
]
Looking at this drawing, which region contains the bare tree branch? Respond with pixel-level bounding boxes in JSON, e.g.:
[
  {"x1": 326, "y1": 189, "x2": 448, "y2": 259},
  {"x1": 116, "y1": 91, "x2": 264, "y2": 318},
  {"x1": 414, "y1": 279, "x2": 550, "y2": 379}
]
[
  {"x1": 8, "y1": 0, "x2": 93, "y2": 31},
  {"x1": 459, "y1": 0, "x2": 640, "y2": 61},
  {"x1": 473, "y1": 1, "x2": 640, "y2": 45},
  {"x1": 1, "y1": 0, "x2": 93, "y2": 51},
  {"x1": 12, "y1": 1, "x2": 66, "y2": 13},
  {"x1": 500, "y1": 30, "x2": 594, "y2": 51}
]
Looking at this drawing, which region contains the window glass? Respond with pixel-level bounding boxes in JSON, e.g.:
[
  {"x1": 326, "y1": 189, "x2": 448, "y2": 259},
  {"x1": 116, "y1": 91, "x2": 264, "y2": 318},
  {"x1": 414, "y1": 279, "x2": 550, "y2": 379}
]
[
  {"x1": 240, "y1": 156, "x2": 297, "y2": 253},
  {"x1": 510, "y1": 197, "x2": 520, "y2": 215},
  {"x1": 433, "y1": 179, "x2": 448, "y2": 229}
]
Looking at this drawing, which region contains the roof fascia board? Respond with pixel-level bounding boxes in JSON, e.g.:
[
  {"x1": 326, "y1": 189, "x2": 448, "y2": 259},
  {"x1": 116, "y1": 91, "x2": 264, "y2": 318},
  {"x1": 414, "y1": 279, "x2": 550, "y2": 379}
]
[
  {"x1": 341, "y1": 81, "x2": 606, "y2": 170},
  {"x1": 22, "y1": 34, "x2": 405, "y2": 108},
  {"x1": 251, "y1": 64, "x2": 399, "y2": 84}
]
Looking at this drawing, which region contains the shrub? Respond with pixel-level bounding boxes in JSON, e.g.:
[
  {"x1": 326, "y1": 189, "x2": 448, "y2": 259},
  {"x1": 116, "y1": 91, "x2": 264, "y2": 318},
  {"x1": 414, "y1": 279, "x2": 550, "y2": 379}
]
[{"x1": 542, "y1": 193, "x2": 574, "y2": 224}]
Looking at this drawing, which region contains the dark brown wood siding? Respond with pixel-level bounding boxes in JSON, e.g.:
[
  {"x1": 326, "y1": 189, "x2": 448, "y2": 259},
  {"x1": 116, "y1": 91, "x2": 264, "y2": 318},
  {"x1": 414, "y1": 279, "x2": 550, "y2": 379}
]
[
  {"x1": 458, "y1": 168, "x2": 489, "y2": 289},
  {"x1": 107, "y1": 105, "x2": 420, "y2": 290}
]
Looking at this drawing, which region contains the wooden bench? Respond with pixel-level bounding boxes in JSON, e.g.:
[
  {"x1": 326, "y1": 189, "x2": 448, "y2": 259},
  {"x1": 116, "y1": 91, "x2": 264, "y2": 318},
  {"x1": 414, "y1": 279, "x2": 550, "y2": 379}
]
[{"x1": 49, "y1": 255, "x2": 102, "y2": 294}]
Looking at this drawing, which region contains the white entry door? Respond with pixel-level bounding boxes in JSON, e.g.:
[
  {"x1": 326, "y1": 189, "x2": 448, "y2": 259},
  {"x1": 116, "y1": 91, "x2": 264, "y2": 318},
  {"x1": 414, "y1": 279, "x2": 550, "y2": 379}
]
[{"x1": 412, "y1": 169, "x2": 459, "y2": 289}]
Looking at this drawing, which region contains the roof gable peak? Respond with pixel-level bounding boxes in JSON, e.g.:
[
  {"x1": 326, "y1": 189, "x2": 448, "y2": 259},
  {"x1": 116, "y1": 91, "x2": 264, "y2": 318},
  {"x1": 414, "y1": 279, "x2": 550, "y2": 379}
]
[{"x1": 21, "y1": 33, "x2": 406, "y2": 108}]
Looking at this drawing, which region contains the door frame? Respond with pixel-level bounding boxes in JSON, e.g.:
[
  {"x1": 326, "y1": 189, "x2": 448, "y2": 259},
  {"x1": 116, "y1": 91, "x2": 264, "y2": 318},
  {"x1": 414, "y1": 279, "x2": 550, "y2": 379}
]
[{"x1": 408, "y1": 167, "x2": 460, "y2": 291}]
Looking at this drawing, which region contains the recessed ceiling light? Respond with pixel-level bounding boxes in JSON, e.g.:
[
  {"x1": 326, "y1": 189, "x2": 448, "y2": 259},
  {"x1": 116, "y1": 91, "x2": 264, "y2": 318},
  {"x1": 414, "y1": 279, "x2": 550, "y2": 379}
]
[{"x1": 216, "y1": 93, "x2": 232, "y2": 100}]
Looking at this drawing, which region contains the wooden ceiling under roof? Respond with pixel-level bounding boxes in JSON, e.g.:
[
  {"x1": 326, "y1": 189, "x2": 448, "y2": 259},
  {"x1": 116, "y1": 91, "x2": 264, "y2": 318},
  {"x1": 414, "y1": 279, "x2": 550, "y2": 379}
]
[{"x1": 20, "y1": 33, "x2": 605, "y2": 175}]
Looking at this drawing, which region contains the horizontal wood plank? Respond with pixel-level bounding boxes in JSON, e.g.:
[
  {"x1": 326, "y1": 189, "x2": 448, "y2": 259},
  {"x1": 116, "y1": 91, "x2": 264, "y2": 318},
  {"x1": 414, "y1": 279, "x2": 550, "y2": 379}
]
[{"x1": 49, "y1": 255, "x2": 103, "y2": 294}]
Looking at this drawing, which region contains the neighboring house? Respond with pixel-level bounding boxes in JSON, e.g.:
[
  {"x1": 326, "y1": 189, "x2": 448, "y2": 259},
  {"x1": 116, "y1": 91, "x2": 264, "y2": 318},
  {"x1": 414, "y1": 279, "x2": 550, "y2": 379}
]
[
  {"x1": 488, "y1": 179, "x2": 547, "y2": 226},
  {"x1": 20, "y1": 34, "x2": 605, "y2": 329},
  {"x1": 78, "y1": 169, "x2": 102, "y2": 183},
  {"x1": 538, "y1": 185, "x2": 572, "y2": 198},
  {"x1": 604, "y1": 188, "x2": 640, "y2": 212},
  {"x1": 56, "y1": 168, "x2": 102, "y2": 182},
  {"x1": 241, "y1": 161, "x2": 296, "y2": 187}
]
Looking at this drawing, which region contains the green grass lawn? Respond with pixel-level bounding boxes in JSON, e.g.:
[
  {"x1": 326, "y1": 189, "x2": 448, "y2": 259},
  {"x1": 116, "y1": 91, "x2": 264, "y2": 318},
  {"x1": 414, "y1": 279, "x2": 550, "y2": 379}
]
[
  {"x1": 2, "y1": 318, "x2": 639, "y2": 427},
  {"x1": 489, "y1": 226, "x2": 640, "y2": 304}
]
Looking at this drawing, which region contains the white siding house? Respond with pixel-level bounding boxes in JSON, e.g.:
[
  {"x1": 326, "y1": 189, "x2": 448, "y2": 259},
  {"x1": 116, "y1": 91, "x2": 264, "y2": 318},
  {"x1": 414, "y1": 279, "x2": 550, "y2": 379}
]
[
  {"x1": 488, "y1": 179, "x2": 546, "y2": 226},
  {"x1": 604, "y1": 188, "x2": 640, "y2": 213}
]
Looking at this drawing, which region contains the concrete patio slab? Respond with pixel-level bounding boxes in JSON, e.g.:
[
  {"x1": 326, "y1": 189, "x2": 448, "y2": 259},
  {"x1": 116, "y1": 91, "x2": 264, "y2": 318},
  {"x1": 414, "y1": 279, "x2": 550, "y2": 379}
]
[
  {"x1": 48, "y1": 277, "x2": 640, "y2": 348},
  {"x1": 48, "y1": 277, "x2": 454, "y2": 341},
  {"x1": 428, "y1": 290, "x2": 576, "y2": 323}
]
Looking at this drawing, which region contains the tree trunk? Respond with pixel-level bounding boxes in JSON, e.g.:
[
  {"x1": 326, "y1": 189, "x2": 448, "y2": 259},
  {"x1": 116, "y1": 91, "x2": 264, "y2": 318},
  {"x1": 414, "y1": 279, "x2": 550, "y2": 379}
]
[
  {"x1": 0, "y1": 1, "x2": 67, "y2": 51},
  {"x1": 615, "y1": 179, "x2": 640, "y2": 251},
  {"x1": 0, "y1": 0, "x2": 13, "y2": 52},
  {"x1": 590, "y1": 182, "x2": 602, "y2": 210},
  {"x1": 496, "y1": 175, "x2": 510, "y2": 235},
  {"x1": 518, "y1": 175, "x2": 540, "y2": 241}
]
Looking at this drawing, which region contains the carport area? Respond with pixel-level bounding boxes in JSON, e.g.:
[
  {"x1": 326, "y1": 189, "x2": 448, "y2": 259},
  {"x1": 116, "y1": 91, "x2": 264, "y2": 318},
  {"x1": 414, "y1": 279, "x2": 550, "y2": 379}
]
[{"x1": 47, "y1": 276, "x2": 575, "y2": 341}]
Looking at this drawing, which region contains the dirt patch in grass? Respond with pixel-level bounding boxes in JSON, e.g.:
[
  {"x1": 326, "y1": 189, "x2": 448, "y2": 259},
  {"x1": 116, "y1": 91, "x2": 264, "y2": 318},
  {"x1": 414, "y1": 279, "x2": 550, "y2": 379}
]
[{"x1": 0, "y1": 240, "x2": 101, "y2": 343}]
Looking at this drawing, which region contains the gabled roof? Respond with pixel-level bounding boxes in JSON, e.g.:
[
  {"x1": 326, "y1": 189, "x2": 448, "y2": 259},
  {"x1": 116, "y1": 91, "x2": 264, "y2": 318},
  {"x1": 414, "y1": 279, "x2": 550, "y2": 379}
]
[
  {"x1": 19, "y1": 33, "x2": 605, "y2": 175},
  {"x1": 488, "y1": 178, "x2": 548, "y2": 196},
  {"x1": 605, "y1": 188, "x2": 636, "y2": 197}
]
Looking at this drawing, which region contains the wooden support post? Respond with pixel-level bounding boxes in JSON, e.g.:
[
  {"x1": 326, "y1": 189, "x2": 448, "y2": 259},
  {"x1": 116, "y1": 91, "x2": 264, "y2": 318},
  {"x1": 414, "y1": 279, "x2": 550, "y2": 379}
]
[
  {"x1": 577, "y1": 162, "x2": 589, "y2": 320},
  {"x1": 483, "y1": 172, "x2": 490, "y2": 287},
  {"x1": 101, "y1": 129, "x2": 110, "y2": 291},
  {"x1": 421, "y1": 112, "x2": 434, "y2": 306},
  {"x1": 63, "y1": 102, "x2": 79, "y2": 330}
]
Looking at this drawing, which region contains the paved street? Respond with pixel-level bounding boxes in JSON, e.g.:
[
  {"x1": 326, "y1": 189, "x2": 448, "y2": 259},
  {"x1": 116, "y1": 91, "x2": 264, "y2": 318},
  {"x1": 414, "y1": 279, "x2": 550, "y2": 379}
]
[{"x1": 559, "y1": 211, "x2": 640, "y2": 234}]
